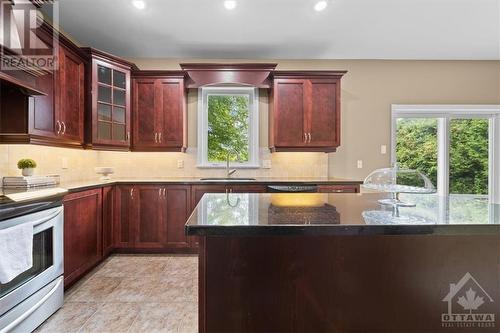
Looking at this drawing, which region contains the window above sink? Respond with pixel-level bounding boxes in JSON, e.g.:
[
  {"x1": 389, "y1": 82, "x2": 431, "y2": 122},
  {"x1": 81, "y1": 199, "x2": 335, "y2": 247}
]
[{"x1": 197, "y1": 86, "x2": 260, "y2": 169}]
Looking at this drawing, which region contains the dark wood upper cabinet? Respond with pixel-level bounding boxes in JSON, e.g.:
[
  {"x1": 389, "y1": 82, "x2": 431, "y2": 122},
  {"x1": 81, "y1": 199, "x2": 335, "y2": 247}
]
[
  {"x1": 131, "y1": 71, "x2": 187, "y2": 152},
  {"x1": 56, "y1": 45, "x2": 85, "y2": 143},
  {"x1": 82, "y1": 48, "x2": 134, "y2": 150},
  {"x1": 269, "y1": 71, "x2": 346, "y2": 153},
  {"x1": 0, "y1": 23, "x2": 86, "y2": 148}
]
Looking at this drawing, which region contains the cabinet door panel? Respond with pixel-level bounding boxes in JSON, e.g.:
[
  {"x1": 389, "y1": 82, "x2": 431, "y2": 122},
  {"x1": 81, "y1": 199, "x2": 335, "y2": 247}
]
[
  {"x1": 102, "y1": 186, "x2": 114, "y2": 256},
  {"x1": 309, "y1": 80, "x2": 339, "y2": 147},
  {"x1": 136, "y1": 186, "x2": 164, "y2": 248},
  {"x1": 133, "y1": 79, "x2": 157, "y2": 147},
  {"x1": 31, "y1": 72, "x2": 56, "y2": 137},
  {"x1": 114, "y1": 186, "x2": 135, "y2": 247},
  {"x1": 165, "y1": 186, "x2": 190, "y2": 248},
  {"x1": 159, "y1": 79, "x2": 184, "y2": 147},
  {"x1": 58, "y1": 46, "x2": 84, "y2": 142},
  {"x1": 274, "y1": 80, "x2": 306, "y2": 147},
  {"x1": 63, "y1": 189, "x2": 102, "y2": 287}
]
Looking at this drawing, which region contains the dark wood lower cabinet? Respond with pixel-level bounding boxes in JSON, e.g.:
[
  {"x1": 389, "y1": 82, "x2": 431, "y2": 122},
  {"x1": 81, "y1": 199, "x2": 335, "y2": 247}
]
[
  {"x1": 63, "y1": 188, "x2": 102, "y2": 287},
  {"x1": 165, "y1": 186, "x2": 191, "y2": 249},
  {"x1": 113, "y1": 184, "x2": 194, "y2": 251},
  {"x1": 135, "y1": 185, "x2": 165, "y2": 249},
  {"x1": 62, "y1": 183, "x2": 357, "y2": 286},
  {"x1": 114, "y1": 185, "x2": 135, "y2": 248},
  {"x1": 102, "y1": 186, "x2": 114, "y2": 256}
]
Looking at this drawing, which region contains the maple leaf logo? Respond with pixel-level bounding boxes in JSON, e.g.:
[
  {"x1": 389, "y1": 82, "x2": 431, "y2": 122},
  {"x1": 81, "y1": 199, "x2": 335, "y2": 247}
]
[{"x1": 457, "y1": 288, "x2": 485, "y2": 313}]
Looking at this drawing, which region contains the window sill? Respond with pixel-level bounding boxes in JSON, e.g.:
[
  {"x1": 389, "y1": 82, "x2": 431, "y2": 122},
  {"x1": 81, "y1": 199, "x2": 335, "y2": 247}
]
[{"x1": 197, "y1": 164, "x2": 261, "y2": 169}]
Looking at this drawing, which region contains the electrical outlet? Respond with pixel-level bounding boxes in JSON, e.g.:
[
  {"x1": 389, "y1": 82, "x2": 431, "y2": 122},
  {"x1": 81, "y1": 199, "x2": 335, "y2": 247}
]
[
  {"x1": 381, "y1": 145, "x2": 387, "y2": 154},
  {"x1": 357, "y1": 160, "x2": 363, "y2": 169},
  {"x1": 61, "y1": 157, "x2": 68, "y2": 169},
  {"x1": 262, "y1": 160, "x2": 272, "y2": 169},
  {"x1": 177, "y1": 160, "x2": 184, "y2": 169}
]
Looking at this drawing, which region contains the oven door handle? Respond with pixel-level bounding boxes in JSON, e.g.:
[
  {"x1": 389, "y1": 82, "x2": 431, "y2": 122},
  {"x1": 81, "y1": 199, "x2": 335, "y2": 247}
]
[
  {"x1": 0, "y1": 277, "x2": 62, "y2": 333},
  {"x1": 33, "y1": 209, "x2": 62, "y2": 228}
]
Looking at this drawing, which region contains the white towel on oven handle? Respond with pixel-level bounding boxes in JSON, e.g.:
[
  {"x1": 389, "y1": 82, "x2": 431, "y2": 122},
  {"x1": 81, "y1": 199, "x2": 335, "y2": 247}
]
[{"x1": 0, "y1": 222, "x2": 33, "y2": 284}]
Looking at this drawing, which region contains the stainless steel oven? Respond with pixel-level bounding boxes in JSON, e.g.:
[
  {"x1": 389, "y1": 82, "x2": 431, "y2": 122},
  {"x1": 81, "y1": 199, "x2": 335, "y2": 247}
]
[{"x1": 0, "y1": 206, "x2": 63, "y2": 333}]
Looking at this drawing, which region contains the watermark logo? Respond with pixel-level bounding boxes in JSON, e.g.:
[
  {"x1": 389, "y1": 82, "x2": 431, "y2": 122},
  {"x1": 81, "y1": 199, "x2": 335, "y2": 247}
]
[
  {"x1": 442, "y1": 272, "x2": 495, "y2": 329},
  {"x1": 0, "y1": 0, "x2": 59, "y2": 72}
]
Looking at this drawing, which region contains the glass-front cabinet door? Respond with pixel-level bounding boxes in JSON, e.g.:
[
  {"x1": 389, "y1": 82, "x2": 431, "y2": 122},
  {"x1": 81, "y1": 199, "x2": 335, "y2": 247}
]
[{"x1": 91, "y1": 59, "x2": 131, "y2": 149}]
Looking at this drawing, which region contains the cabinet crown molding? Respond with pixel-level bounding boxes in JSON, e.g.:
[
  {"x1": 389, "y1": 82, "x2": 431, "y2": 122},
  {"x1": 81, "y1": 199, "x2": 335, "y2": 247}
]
[
  {"x1": 272, "y1": 70, "x2": 348, "y2": 79},
  {"x1": 180, "y1": 63, "x2": 277, "y2": 88},
  {"x1": 81, "y1": 47, "x2": 139, "y2": 70}
]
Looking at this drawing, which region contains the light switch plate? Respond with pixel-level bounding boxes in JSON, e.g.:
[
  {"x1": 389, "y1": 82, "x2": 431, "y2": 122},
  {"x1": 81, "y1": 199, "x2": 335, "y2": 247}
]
[
  {"x1": 357, "y1": 160, "x2": 363, "y2": 169},
  {"x1": 381, "y1": 145, "x2": 387, "y2": 154},
  {"x1": 177, "y1": 160, "x2": 184, "y2": 169},
  {"x1": 61, "y1": 157, "x2": 68, "y2": 169},
  {"x1": 262, "y1": 160, "x2": 272, "y2": 169}
]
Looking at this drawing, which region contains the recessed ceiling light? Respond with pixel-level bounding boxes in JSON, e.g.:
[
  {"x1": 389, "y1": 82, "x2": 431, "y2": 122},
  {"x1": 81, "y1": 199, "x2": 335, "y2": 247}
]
[
  {"x1": 132, "y1": 0, "x2": 146, "y2": 10},
  {"x1": 224, "y1": 0, "x2": 237, "y2": 10},
  {"x1": 314, "y1": 0, "x2": 328, "y2": 11}
]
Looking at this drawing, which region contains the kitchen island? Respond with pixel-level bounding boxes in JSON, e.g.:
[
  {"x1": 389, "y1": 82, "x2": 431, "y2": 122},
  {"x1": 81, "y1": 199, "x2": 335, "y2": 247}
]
[{"x1": 186, "y1": 192, "x2": 500, "y2": 333}]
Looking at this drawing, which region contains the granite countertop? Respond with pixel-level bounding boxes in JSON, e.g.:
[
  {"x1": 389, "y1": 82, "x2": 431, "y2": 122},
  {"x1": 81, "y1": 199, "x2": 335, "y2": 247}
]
[
  {"x1": 0, "y1": 177, "x2": 362, "y2": 220},
  {"x1": 27, "y1": 177, "x2": 362, "y2": 193},
  {"x1": 185, "y1": 192, "x2": 500, "y2": 236}
]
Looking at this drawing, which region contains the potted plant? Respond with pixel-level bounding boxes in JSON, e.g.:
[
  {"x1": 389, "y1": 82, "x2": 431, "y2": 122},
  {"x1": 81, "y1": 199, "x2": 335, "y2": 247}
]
[{"x1": 17, "y1": 159, "x2": 37, "y2": 177}]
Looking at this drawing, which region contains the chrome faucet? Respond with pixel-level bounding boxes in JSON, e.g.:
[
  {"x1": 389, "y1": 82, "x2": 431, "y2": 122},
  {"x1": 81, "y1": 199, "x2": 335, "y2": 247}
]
[
  {"x1": 224, "y1": 146, "x2": 241, "y2": 178},
  {"x1": 226, "y1": 152, "x2": 237, "y2": 178}
]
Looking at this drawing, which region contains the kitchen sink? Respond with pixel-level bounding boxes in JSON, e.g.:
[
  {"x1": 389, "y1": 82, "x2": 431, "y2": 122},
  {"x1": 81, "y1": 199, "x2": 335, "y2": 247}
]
[{"x1": 200, "y1": 177, "x2": 256, "y2": 181}]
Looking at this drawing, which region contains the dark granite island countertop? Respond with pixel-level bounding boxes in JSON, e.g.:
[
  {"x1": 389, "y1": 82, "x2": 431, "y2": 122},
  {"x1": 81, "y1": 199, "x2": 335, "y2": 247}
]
[
  {"x1": 187, "y1": 193, "x2": 500, "y2": 333},
  {"x1": 185, "y1": 192, "x2": 500, "y2": 236}
]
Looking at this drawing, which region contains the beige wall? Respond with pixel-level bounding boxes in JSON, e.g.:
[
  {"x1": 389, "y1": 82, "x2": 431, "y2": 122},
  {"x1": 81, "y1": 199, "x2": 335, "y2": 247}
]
[
  {"x1": 130, "y1": 58, "x2": 500, "y2": 179},
  {"x1": 1, "y1": 59, "x2": 498, "y2": 182}
]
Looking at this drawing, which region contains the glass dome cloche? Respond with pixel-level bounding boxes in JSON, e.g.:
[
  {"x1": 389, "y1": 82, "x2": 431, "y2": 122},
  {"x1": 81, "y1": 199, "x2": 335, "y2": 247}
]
[{"x1": 363, "y1": 163, "x2": 436, "y2": 209}]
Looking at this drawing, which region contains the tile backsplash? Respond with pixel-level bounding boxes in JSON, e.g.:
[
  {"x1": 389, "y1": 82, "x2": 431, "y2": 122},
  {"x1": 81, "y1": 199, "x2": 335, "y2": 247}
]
[{"x1": 0, "y1": 145, "x2": 328, "y2": 183}]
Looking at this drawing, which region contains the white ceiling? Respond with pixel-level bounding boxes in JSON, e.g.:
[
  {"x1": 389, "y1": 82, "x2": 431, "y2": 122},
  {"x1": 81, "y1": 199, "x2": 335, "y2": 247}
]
[{"x1": 42, "y1": 0, "x2": 500, "y2": 60}]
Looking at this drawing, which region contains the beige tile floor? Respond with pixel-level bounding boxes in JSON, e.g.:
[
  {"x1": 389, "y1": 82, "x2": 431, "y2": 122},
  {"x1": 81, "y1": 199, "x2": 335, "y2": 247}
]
[{"x1": 35, "y1": 254, "x2": 198, "y2": 333}]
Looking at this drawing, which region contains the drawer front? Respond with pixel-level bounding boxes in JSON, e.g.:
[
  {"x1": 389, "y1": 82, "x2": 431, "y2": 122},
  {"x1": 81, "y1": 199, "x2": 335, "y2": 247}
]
[{"x1": 317, "y1": 185, "x2": 359, "y2": 193}]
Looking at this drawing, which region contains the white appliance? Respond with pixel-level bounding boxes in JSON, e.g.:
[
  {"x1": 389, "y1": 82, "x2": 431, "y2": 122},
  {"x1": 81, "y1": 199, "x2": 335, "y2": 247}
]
[{"x1": 0, "y1": 206, "x2": 64, "y2": 333}]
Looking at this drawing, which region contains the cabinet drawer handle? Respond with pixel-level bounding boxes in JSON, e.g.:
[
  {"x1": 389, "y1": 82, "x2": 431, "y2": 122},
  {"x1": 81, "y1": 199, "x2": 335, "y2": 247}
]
[
  {"x1": 307, "y1": 133, "x2": 311, "y2": 143},
  {"x1": 158, "y1": 188, "x2": 162, "y2": 197},
  {"x1": 158, "y1": 132, "x2": 162, "y2": 143},
  {"x1": 61, "y1": 122, "x2": 66, "y2": 134},
  {"x1": 163, "y1": 188, "x2": 166, "y2": 197},
  {"x1": 130, "y1": 188, "x2": 134, "y2": 198},
  {"x1": 126, "y1": 132, "x2": 130, "y2": 141},
  {"x1": 56, "y1": 121, "x2": 61, "y2": 135},
  {"x1": 154, "y1": 132, "x2": 158, "y2": 143}
]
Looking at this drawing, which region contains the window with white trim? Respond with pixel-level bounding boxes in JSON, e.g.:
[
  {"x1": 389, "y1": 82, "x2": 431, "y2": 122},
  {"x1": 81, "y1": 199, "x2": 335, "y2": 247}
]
[
  {"x1": 197, "y1": 87, "x2": 259, "y2": 168},
  {"x1": 391, "y1": 105, "x2": 500, "y2": 205}
]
